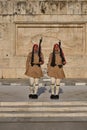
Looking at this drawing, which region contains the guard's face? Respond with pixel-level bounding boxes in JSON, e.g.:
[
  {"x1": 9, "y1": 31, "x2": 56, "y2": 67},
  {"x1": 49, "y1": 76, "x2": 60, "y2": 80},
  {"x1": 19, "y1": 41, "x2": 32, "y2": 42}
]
[
  {"x1": 54, "y1": 45, "x2": 59, "y2": 51},
  {"x1": 34, "y1": 45, "x2": 38, "y2": 52}
]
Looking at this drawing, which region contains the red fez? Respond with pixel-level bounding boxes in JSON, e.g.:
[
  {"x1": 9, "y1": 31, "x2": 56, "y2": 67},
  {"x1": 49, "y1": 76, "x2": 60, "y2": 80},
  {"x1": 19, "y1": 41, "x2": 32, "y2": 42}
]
[
  {"x1": 33, "y1": 44, "x2": 38, "y2": 48},
  {"x1": 54, "y1": 44, "x2": 59, "y2": 49}
]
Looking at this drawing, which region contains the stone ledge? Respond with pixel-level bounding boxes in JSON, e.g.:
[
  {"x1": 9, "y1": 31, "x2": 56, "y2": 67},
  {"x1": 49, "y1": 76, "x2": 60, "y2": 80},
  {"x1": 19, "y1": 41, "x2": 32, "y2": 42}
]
[{"x1": 0, "y1": 78, "x2": 87, "y2": 86}]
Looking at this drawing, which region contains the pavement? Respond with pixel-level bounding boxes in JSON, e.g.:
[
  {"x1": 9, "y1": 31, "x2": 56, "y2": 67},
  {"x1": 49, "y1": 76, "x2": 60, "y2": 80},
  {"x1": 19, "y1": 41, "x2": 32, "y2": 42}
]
[{"x1": 0, "y1": 78, "x2": 87, "y2": 102}]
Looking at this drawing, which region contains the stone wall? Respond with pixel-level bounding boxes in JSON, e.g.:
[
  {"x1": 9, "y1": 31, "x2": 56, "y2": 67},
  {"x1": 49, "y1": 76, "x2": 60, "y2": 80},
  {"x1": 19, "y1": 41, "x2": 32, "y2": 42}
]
[{"x1": 0, "y1": 0, "x2": 87, "y2": 78}]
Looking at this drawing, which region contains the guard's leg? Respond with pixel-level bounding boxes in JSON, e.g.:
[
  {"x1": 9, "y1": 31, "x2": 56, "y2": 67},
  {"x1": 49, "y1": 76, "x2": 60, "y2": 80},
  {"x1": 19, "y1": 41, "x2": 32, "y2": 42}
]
[
  {"x1": 50, "y1": 77, "x2": 55, "y2": 99},
  {"x1": 29, "y1": 77, "x2": 34, "y2": 98},
  {"x1": 55, "y1": 78, "x2": 60, "y2": 99},
  {"x1": 33, "y1": 78, "x2": 39, "y2": 99}
]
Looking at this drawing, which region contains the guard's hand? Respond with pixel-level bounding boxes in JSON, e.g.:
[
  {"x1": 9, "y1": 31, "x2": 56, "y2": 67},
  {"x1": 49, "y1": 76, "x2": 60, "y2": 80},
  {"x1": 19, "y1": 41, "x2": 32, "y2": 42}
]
[
  {"x1": 58, "y1": 65, "x2": 63, "y2": 68},
  {"x1": 63, "y1": 61, "x2": 66, "y2": 65},
  {"x1": 40, "y1": 37, "x2": 42, "y2": 43},
  {"x1": 39, "y1": 61, "x2": 44, "y2": 65},
  {"x1": 31, "y1": 63, "x2": 34, "y2": 66}
]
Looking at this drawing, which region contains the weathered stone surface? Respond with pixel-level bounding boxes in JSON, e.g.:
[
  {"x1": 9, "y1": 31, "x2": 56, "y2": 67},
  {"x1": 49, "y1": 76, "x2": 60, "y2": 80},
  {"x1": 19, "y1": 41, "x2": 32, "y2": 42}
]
[
  {"x1": 82, "y1": 1, "x2": 87, "y2": 14},
  {"x1": 16, "y1": 68, "x2": 27, "y2": 78},
  {"x1": 9, "y1": 57, "x2": 26, "y2": 68},
  {"x1": 15, "y1": 23, "x2": 84, "y2": 56},
  {"x1": 2, "y1": 69, "x2": 16, "y2": 78},
  {"x1": 0, "y1": 69, "x2": 2, "y2": 79},
  {"x1": 0, "y1": 0, "x2": 87, "y2": 15},
  {"x1": 0, "y1": 0, "x2": 87, "y2": 78},
  {"x1": 0, "y1": 58, "x2": 9, "y2": 68}
]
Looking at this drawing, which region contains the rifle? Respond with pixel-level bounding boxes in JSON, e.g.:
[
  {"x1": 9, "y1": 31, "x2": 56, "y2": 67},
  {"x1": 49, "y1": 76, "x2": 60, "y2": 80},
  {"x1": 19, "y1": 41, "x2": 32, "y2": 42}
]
[
  {"x1": 38, "y1": 37, "x2": 43, "y2": 63},
  {"x1": 59, "y1": 40, "x2": 66, "y2": 65}
]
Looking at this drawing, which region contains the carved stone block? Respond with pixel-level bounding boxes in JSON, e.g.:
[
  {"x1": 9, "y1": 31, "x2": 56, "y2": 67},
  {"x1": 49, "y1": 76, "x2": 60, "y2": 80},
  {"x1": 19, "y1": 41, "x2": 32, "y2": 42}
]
[
  {"x1": 26, "y1": 1, "x2": 38, "y2": 15},
  {"x1": 58, "y1": 1, "x2": 67, "y2": 14},
  {"x1": 2, "y1": 0, "x2": 8, "y2": 15},
  {"x1": 68, "y1": 1, "x2": 74, "y2": 14},
  {"x1": 7, "y1": 0, "x2": 14, "y2": 14},
  {"x1": 15, "y1": 23, "x2": 85, "y2": 58},
  {"x1": 0, "y1": 1, "x2": 2, "y2": 14},
  {"x1": 39, "y1": 1, "x2": 50, "y2": 14},
  {"x1": 14, "y1": 1, "x2": 27, "y2": 15},
  {"x1": 82, "y1": 2, "x2": 87, "y2": 14},
  {"x1": 0, "y1": 0, "x2": 87, "y2": 15},
  {"x1": 74, "y1": 2, "x2": 81, "y2": 14},
  {"x1": 50, "y1": 1, "x2": 59, "y2": 14}
]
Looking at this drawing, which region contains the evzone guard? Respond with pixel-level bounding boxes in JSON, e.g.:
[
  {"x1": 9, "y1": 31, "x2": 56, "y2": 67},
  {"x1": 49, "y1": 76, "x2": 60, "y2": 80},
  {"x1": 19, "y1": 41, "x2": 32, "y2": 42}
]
[
  {"x1": 25, "y1": 38, "x2": 44, "y2": 99},
  {"x1": 47, "y1": 40, "x2": 66, "y2": 99}
]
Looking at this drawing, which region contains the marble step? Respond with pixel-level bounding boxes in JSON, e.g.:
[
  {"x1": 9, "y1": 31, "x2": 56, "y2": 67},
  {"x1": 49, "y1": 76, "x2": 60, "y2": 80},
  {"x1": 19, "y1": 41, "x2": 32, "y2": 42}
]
[
  {"x1": 0, "y1": 107, "x2": 87, "y2": 112},
  {"x1": 0, "y1": 101, "x2": 87, "y2": 106},
  {"x1": 0, "y1": 101, "x2": 87, "y2": 118}
]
